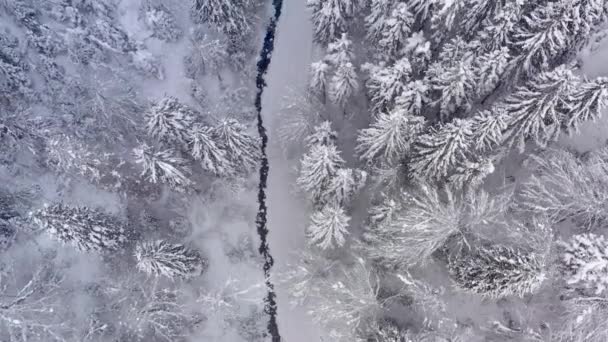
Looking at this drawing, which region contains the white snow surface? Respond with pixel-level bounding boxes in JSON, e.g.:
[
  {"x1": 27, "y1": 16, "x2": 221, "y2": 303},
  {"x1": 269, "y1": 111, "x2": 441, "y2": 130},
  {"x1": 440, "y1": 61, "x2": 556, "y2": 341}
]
[{"x1": 560, "y1": 33, "x2": 608, "y2": 152}]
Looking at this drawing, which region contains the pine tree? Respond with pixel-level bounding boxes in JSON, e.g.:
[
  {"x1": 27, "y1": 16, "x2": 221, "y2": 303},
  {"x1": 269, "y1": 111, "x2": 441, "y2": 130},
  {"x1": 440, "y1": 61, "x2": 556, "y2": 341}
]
[
  {"x1": 503, "y1": 66, "x2": 576, "y2": 152},
  {"x1": 330, "y1": 61, "x2": 359, "y2": 108},
  {"x1": 365, "y1": 0, "x2": 394, "y2": 45},
  {"x1": 519, "y1": 148, "x2": 608, "y2": 231},
  {"x1": 326, "y1": 34, "x2": 359, "y2": 107},
  {"x1": 364, "y1": 58, "x2": 412, "y2": 114},
  {"x1": 561, "y1": 233, "x2": 608, "y2": 296},
  {"x1": 449, "y1": 156, "x2": 495, "y2": 189},
  {"x1": 448, "y1": 244, "x2": 546, "y2": 298},
  {"x1": 309, "y1": 60, "x2": 330, "y2": 102},
  {"x1": 395, "y1": 80, "x2": 429, "y2": 115},
  {"x1": 135, "y1": 240, "x2": 208, "y2": 279},
  {"x1": 188, "y1": 124, "x2": 232, "y2": 176},
  {"x1": 378, "y1": 2, "x2": 414, "y2": 58},
  {"x1": 477, "y1": 1, "x2": 522, "y2": 52},
  {"x1": 411, "y1": 118, "x2": 473, "y2": 180},
  {"x1": 212, "y1": 118, "x2": 259, "y2": 172},
  {"x1": 469, "y1": 109, "x2": 507, "y2": 152},
  {"x1": 0, "y1": 263, "x2": 72, "y2": 341},
  {"x1": 185, "y1": 33, "x2": 229, "y2": 78},
  {"x1": 145, "y1": 97, "x2": 196, "y2": 145},
  {"x1": 305, "y1": 120, "x2": 337, "y2": 147},
  {"x1": 307, "y1": 204, "x2": 351, "y2": 249},
  {"x1": 297, "y1": 143, "x2": 345, "y2": 204},
  {"x1": 32, "y1": 204, "x2": 127, "y2": 252},
  {"x1": 429, "y1": 60, "x2": 477, "y2": 119},
  {"x1": 324, "y1": 168, "x2": 367, "y2": 205},
  {"x1": 460, "y1": 0, "x2": 506, "y2": 35},
  {"x1": 474, "y1": 47, "x2": 510, "y2": 96},
  {"x1": 361, "y1": 185, "x2": 464, "y2": 268},
  {"x1": 131, "y1": 49, "x2": 165, "y2": 80},
  {"x1": 192, "y1": 0, "x2": 251, "y2": 36},
  {"x1": 431, "y1": 0, "x2": 467, "y2": 42},
  {"x1": 511, "y1": 2, "x2": 575, "y2": 76},
  {"x1": 308, "y1": 0, "x2": 354, "y2": 45},
  {"x1": 356, "y1": 107, "x2": 425, "y2": 164},
  {"x1": 133, "y1": 144, "x2": 192, "y2": 189},
  {"x1": 141, "y1": 4, "x2": 182, "y2": 42},
  {"x1": 563, "y1": 77, "x2": 608, "y2": 135},
  {"x1": 0, "y1": 30, "x2": 33, "y2": 104}
]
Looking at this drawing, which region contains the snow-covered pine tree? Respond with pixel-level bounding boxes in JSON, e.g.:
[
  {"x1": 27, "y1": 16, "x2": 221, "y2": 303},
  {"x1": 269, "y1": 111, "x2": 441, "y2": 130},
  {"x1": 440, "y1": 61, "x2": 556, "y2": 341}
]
[
  {"x1": 185, "y1": 32, "x2": 229, "y2": 78},
  {"x1": 140, "y1": 4, "x2": 182, "y2": 42},
  {"x1": 460, "y1": 0, "x2": 506, "y2": 36},
  {"x1": 448, "y1": 244, "x2": 546, "y2": 298},
  {"x1": 469, "y1": 109, "x2": 507, "y2": 152},
  {"x1": 449, "y1": 156, "x2": 496, "y2": 190},
  {"x1": 309, "y1": 60, "x2": 330, "y2": 102},
  {"x1": 518, "y1": 148, "x2": 608, "y2": 230},
  {"x1": 305, "y1": 120, "x2": 337, "y2": 147},
  {"x1": 32, "y1": 204, "x2": 127, "y2": 252},
  {"x1": 192, "y1": 0, "x2": 251, "y2": 36},
  {"x1": 135, "y1": 240, "x2": 208, "y2": 279},
  {"x1": 474, "y1": 47, "x2": 510, "y2": 96},
  {"x1": 297, "y1": 143, "x2": 345, "y2": 204},
  {"x1": 133, "y1": 144, "x2": 192, "y2": 189},
  {"x1": 330, "y1": 61, "x2": 359, "y2": 108},
  {"x1": 0, "y1": 263, "x2": 72, "y2": 341},
  {"x1": 410, "y1": 118, "x2": 473, "y2": 181},
  {"x1": 324, "y1": 168, "x2": 367, "y2": 206},
  {"x1": 188, "y1": 124, "x2": 232, "y2": 176},
  {"x1": 430, "y1": 0, "x2": 467, "y2": 43},
  {"x1": 511, "y1": 1, "x2": 605, "y2": 77},
  {"x1": 356, "y1": 107, "x2": 425, "y2": 164},
  {"x1": 360, "y1": 185, "x2": 463, "y2": 268},
  {"x1": 0, "y1": 30, "x2": 33, "y2": 105},
  {"x1": 395, "y1": 79, "x2": 429, "y2": 115},
  {"x1": 326, "y1": 34, "x2": 359, "y2": 107},
  {"x1": 502, "y1": 66, "x2": 576, "y2": 152},
  {"x1": 145, "y1": 96, "x2": 196, "y2": 145},
  {"x1": 563, "y1": 77, "x2": 608, "y2": 135},
  {"x1": 212, "y1": 118, "x2": 259, "y2": 172},
  {"x1": 476, "y1": 1, "x2": 522, "y2": 52},
  {"x1": 307, "y1": 0, "x2": 359, "y2": 45},
  {"x1": 408, "y1": 0, "x2": 435, "y2": 22},
  {"x1": 379, "y1": 3, "x2": 414, "y2": 57},
  {"x1": 560, "y1": 233, "x2": 608, "y2": 295},
  {"x1": 113, "y1": 278, "x2": 195, "y2": 342},
  {"x1": 365, "y1": 0, "x2": 394, "y2": 46},
  {"x1": 363, "y1": 58, "x2": 412, "y2": 114},
  {"x1": 429, "y1": 60, "x2": 477, "y2": 119},
  {"x1": 307, "y1": 203, "x2": 351, "y2": 249},
  {"x1": 554, "y1": 296, "x2": 608, "y2": 342}
]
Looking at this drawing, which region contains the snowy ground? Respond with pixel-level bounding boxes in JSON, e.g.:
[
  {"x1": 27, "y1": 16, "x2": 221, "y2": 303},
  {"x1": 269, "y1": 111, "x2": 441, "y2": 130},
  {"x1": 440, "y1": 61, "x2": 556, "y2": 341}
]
[
  {"x1": 261, "y1": 0, "x2": 323, "y2": 340},
  {"x1": 560, "y1": 34, "x2": 608, "y2": 152}
]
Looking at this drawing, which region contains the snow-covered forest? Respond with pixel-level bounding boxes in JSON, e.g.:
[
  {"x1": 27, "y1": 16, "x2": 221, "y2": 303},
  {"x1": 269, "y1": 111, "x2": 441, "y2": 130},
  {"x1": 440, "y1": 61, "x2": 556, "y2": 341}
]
[{"x1": 3, "y1": 0, "x2": 608, "y2": 341}]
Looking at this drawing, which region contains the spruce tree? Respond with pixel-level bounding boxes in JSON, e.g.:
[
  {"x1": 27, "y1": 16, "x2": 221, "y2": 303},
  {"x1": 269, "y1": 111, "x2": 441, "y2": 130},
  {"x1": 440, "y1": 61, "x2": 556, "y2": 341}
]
[
  {"x1": 356, "y1": 107, "x2": 425, "y2": 164},
  {"x1": 188, "y1": 124, "x2": 232, "y2": 176},
  {"x1": 133, "y1": 144, "x2": 192, "y2": 189},
  {"x1": 448, "y1": 244, "x2": 546, "y2": 298},
  {"x1": 135, "y1": 240, "x2": 208, "y2": 279},
  {"x1": 307, "y1": 204, "x2": 351, "y2": 250},
  {"x1": 145, "y1": 97, "x2": 196, "y2": 145},
  {"x1": 32, "y1": 204, "x2": 127, "y2": 252},
  {"x1": 212, "y1": 118, "x2": 260, "y2": 173},
  {"x1": 297, "y1": 143, "x2": 345, "y2": 204},
  {"x1": 410, "y1": 119, "x2": 473, "y2": 181}
]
